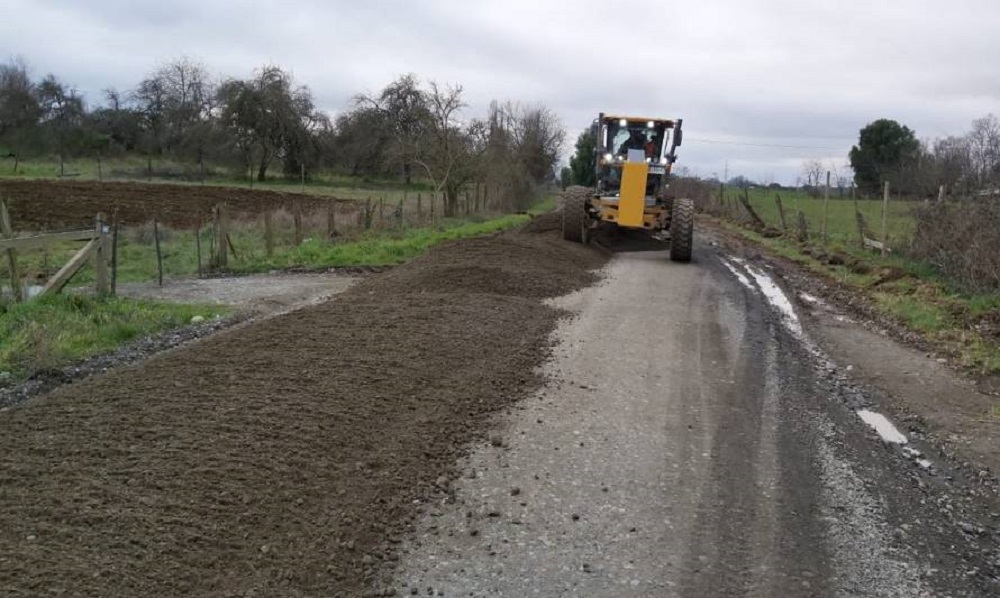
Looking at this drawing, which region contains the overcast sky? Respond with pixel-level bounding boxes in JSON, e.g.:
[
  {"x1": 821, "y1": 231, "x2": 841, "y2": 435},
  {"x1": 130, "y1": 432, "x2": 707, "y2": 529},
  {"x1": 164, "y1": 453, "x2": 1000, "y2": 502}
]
[{"x1": 3, "y1": 0, "x2": 999, "y2": 184}]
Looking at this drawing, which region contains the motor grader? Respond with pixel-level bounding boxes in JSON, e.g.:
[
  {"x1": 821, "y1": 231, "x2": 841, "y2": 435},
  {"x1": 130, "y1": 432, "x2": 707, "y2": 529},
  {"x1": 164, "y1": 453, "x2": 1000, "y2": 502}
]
[{"x1": 562, "y1": 113, "x2": 693, "y2": 262}]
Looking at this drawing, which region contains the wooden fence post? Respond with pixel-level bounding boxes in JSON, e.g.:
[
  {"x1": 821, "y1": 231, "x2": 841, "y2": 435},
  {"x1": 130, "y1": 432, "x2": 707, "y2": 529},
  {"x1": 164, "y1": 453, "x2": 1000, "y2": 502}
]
[
  {"x1": 0, "y1": 197, "x2": 24, "y2": 302},
  {"x1": 111, "y1": 213, "x2": 119, "y2": 295},
  {"x1": 152, "y1": 218, "x2": 163, "y2": 288},
  {"x1": 216, "y1": 204, "x2": 228, "y2": 270},
  {"x1": 326, "y1": 201, "x2": 337, "y2": 240},
  {"x1": 364, "y1": 199, "x2": 374, "y2": 230},
  {"x1": 881, "y1": 181, "x2": 890, "y2": 257},
  {"x1": 938, "y1": 184, "x2": 946, "y2": 203},
  {"x1": 195, "y1": 219, "x2": 203, "y2": 278},
  {"x1": 378, "y1": 197, "x2": 385, "y2": 227},
  {"x1": 430, "y1": 192, "x2": 436, "y2": 221},
  {"x1": 293, "y1": 200, "x2": 303, "y2": 245},
  {"x1": 823, "y1": 171, "x2": 830, "y2": 244},
  {"x1": 95, "y1": 213, "x2": 110, "y2": 295},
  {"x1": 775, "y1": 194, "x2": 788, "y2": 231},
  {"x1": 264, "y1": 209, "x2": 274, "y2": 256},
  {"x1": 855, "y1": 210, "x2": 868, "y2": 249},
  {"x1": 417, "y1": 192, "x2": 423, "y2": 223},
  {"x1": 797, "y1": 211, "x2": 809, "y2": 242}
]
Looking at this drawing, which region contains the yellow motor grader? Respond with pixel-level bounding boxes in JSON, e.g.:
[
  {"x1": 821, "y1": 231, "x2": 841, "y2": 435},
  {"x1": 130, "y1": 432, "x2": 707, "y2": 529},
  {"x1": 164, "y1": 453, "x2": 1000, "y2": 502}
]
[{"x1": 562, "y1": 113, "x2": 693, "y2": 262}]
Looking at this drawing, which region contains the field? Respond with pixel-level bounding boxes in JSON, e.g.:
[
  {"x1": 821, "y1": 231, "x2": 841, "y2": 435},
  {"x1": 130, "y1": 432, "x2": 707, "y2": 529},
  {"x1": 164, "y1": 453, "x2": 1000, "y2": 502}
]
[
  {"x1": 0, "y1": 179, "x2": 347, "y2": 230},
  {"x1": 737, "y1": 187, "x2": 917, "y2": 249}
]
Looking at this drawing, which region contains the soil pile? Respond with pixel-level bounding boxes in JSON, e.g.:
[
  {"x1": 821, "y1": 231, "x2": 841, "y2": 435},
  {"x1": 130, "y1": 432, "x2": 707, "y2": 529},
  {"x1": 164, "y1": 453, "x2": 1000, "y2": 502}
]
[{"x1": 0, "y1": 220, "x2": 607, "y2": 597}]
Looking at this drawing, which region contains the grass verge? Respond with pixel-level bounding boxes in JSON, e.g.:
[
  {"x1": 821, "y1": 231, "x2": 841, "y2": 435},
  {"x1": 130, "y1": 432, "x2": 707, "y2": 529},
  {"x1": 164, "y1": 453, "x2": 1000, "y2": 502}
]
[
  {"x1": 0, "y1": 294, "x2": 226, "y2": 382},
  {"x1": 708, "y1": 215, "x2": 1000, "y2": 375},
  {"x1": 5, "y1": 212, "x2": 536, "y2": 285},
  {"x1": 232, "y1": 213, "x2": 531, "y2": 273}
]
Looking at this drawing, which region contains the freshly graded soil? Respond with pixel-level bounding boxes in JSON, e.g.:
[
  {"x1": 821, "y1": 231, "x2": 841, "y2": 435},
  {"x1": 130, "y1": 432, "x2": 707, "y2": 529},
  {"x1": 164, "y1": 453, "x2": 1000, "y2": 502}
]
[{"x1": 0, "y1": 212, "x2": 607, "y2": 597}]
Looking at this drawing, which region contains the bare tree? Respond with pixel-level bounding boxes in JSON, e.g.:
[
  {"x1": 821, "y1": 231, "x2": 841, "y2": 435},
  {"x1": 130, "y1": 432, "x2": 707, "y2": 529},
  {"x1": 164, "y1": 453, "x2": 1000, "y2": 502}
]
[
  {"x1": 0, "y1": 57, "x2": 41, "y2": 169},
  {"x1": 355, "y1": 74, "x2": 430, "y2": 184},
  {"x1": 968, "y1": 114, "x2": 1000, "y2": 189},
  {"x1": 411, "y1": 82, "x2": 472, "y2": 216},
  {"x1": 801, "y1": 159, "x2": 824, "y2": 189}
]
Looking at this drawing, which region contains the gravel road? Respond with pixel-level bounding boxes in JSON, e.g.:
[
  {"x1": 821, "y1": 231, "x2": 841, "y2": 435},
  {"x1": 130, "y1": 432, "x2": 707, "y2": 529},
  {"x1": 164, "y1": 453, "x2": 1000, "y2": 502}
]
[{"x1": 394, "y1": 242, "x2": 999, "y2": 597}]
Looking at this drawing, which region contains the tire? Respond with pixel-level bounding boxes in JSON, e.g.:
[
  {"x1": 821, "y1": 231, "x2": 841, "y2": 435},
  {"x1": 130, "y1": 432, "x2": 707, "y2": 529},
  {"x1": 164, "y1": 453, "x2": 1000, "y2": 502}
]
[
  {"x1": 562, "y1": 186, "x2": 591, "y2": 243},
  {"x1": 669, "y1": 197, "x2": 694, "y2": 262}
]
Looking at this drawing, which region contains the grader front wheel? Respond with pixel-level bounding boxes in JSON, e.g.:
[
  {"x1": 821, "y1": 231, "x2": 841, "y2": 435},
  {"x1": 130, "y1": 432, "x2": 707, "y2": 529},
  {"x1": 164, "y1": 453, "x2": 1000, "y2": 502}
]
[
  {"x1": 562, "y1": 186, "x2": 591, "y2": 244},
  {"x1": 669, "y1": 197, "x2": 694, "y2": 262}
]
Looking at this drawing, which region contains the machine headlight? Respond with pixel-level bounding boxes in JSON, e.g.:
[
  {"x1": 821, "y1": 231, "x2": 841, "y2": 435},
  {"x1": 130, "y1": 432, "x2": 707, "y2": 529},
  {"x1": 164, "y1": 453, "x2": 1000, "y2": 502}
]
[
  {"x1": 604, "y1": 153, "x2": 613, "y2": 162},
  {"x1": 619, "y1": 118, "x2": 627, "y2": 127},
  {"x1": 647, "y1": 121, "x2": 655, "y2": 128},
  {"x1": 645, "y1": 157, "x2": 651, "y2": 163},
  {"x1": 660, "y1": 157, "x2": 669, "y2": 165}
]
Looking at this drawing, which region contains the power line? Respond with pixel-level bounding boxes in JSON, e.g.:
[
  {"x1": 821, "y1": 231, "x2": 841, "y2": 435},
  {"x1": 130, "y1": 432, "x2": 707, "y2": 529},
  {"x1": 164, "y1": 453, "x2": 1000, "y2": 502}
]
[{"x1": 685, "y1": 137, "x2": 844, "y2": 150}]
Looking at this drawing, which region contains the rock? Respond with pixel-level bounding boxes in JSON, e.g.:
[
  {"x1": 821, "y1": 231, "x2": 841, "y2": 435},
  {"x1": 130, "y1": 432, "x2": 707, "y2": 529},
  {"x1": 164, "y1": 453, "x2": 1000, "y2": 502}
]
[
  {"x1": 434, "y1": 475, "x2": 449, "y2": 489},
  {"x1": 510, "y1": 487, "x2": 521, "y2": 496},
  {"x1": 488, "y1": 432, "x2": 504, "y2": 447},
  {"x1": 190, "y1": 315, "x2": 205, "y2": 324},
  {"x1": 571, "y1": 513, "x2": 580, "y2": 521},
  {"x1": 361, "y1": 554, "x2": 374, "y2": 565}
]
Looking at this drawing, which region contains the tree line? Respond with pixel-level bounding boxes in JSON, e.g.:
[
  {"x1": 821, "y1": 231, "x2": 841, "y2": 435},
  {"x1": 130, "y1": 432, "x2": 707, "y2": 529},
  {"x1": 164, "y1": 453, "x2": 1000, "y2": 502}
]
[
  {"x1": 839, "y1": 115, "x2": 1000, "y2": 198},
  {"x1": 0, "y1": 57, "x2": 564, "y2": 214}
]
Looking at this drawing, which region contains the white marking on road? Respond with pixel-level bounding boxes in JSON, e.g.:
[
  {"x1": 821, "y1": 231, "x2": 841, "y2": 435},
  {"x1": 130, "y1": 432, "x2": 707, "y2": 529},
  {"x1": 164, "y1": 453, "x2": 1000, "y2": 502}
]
[
  {"x1": 857, "y1": 410, "x2": 908, "y2": 444},
  {"x1": 800, "y1": 292, "x2": 823, "y2": 305},
  {"x1": 721, "y1": 259, "x2": 753, "y2": 289},
  {"x1": 744, "y1": 265, "x2": 803, "y2": 337}
]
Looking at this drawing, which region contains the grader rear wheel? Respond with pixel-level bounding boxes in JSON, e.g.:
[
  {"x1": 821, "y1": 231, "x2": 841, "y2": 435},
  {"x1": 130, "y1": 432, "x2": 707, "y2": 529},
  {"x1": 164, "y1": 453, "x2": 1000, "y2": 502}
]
[
  {"x1": 669, "y1": 197, "x2": 694, "y2": 262},
  {"x1": 562, "y1": 186, "x2": 591, "y2": 244}
]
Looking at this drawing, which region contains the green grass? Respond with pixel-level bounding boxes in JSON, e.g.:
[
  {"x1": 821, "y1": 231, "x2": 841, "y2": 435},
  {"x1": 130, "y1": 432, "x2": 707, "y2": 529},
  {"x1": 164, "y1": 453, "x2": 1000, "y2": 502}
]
[
  {"x1": 234, "y1": 214, "x2": 531, "y2": 272},
  {"x1": 3, "y1": 212, "x2": 535, "y2": 286},
  {"x1": 735, "y1": 188, "x2": 916, "y2": 248},
  {"x1": 0, "y1": 154, "x2": 435, "y2": 196},
  {"x1": 0, "y1": 294, "x2": 225, "y2": 381}
]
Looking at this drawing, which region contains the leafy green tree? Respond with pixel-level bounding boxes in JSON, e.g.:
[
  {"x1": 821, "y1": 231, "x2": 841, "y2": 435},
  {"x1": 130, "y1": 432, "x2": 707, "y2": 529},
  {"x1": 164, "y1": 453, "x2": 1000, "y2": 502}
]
[
  {"x1": 849, "y1": 119, "x2": 919, "y2": 193},
  {"x1": 217, "y1": 65, "x2": 319, "y2": 181},
  {"x1": 568, "y1": 129, "x2": 596, "y2": 187}
]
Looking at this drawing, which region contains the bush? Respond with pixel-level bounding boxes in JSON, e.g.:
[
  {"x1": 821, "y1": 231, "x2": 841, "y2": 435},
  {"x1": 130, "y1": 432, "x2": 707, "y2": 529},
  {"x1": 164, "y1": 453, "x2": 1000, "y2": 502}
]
[{"x1": 910, "y1": 199, "x2": 1000, "y2": 292}]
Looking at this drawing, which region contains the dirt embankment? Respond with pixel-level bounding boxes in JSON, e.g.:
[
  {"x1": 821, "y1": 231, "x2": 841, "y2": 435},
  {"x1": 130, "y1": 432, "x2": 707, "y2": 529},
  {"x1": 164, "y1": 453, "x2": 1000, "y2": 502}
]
[
  {"x1": 0, "y1": 212, "x2": 607, "y2": 597},
  {"x1": 0, "y1": 180, "x2": 348, "y2": 230}
]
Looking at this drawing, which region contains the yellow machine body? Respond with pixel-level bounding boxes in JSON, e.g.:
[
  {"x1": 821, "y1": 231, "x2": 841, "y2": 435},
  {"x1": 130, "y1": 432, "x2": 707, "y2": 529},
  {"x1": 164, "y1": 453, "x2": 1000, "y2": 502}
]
[{"x1": 617, "y1": 162, "x2": 648, "y2": 228}]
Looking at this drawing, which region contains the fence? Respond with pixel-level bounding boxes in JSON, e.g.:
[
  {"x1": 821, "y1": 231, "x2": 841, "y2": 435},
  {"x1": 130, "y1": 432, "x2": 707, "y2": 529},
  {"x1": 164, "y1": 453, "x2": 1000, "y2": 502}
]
[
  {"x1": 703, "y1": 180, "x2": 914, "y2": 256},
  {"x1": 0, "y1": 183, "x2": 524, "y2": 298},
  {"x1": 1, "y1": 198, "x2": 110, "y2": 302}
]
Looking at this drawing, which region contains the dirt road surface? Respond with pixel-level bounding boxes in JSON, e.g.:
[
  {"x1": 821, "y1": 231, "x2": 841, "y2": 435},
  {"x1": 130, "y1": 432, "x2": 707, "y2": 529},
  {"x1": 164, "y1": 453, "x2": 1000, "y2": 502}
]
[
  {"x1": 1, "y1": 214, "x2": 998, "y2": 597},
  {"x1": 117, "y1": 272, "x2": 359, "y2": 316},
  {"x1": 395, "y1": 236, "x2": 999, "y2": 596}
]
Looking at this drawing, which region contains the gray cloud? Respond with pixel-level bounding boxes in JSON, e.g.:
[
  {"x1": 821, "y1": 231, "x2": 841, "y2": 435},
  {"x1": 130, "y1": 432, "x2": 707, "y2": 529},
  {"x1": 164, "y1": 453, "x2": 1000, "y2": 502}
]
[{"x1": 3, "y1": 0, "x2": 999, "y2": 183}]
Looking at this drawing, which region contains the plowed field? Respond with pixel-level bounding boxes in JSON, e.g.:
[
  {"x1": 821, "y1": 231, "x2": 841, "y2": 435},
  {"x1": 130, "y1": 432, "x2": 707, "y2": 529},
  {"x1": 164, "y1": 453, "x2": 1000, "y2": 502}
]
[{"x1": 0, "y1": 180, "x2": 344, "y2": 230}]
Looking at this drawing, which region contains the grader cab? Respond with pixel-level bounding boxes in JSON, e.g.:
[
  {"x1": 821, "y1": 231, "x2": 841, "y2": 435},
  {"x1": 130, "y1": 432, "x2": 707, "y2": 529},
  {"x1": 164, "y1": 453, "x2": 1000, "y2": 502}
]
[{"x1": 562, "y1": 114, "x2": 693, "y2": 262}]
